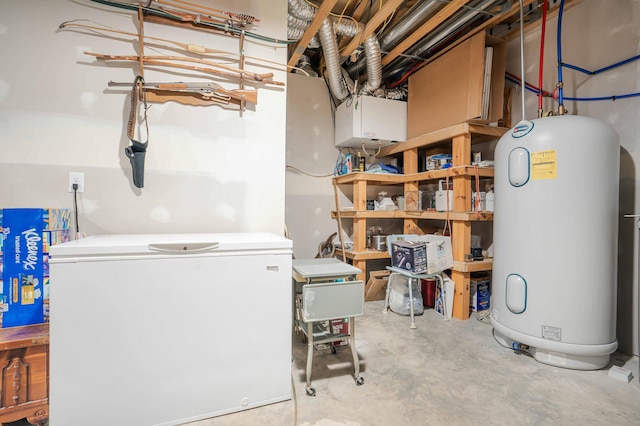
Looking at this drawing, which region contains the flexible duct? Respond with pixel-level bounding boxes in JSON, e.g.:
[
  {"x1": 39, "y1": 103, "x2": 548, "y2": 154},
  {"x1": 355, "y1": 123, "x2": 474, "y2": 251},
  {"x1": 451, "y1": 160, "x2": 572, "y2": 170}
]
[
  {"x1": 362, "y1": 34, "x2": 382, "y2": 93},
  {"x1": 318, "y1": 19, "x2": 350, "y2": 101},
  {"x1": 288, "y1": 13, "x2": 309, "y2": 36},
  {"x1": 382, "y1": 0, "x2": 500, "y2": 81},
  {"x1": 288, "y1": 0, "x2": 315, "y2": 21},
  {"x1": 346, "y1": 0, "x2": 444, "y2": 76},
  {"x1": 287, "y1": 0, "x2": 362, "y2": 41}
]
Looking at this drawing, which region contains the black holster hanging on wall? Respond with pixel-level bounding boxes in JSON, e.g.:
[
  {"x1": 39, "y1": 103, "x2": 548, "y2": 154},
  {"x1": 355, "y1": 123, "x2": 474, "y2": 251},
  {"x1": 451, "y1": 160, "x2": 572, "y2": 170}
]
[
  {"x1": 126, "y1": 75, "x2": 149, "y2": 189},
  {"x1": 125, "y1": 139, "x2": 148, "y2": 188}
]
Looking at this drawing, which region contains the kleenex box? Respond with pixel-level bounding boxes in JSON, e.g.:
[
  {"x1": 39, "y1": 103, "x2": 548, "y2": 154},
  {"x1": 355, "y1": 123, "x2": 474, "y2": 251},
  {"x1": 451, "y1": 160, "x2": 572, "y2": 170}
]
[{"x1": 0, "y1": 208, "x2": 72, "y2": 327}]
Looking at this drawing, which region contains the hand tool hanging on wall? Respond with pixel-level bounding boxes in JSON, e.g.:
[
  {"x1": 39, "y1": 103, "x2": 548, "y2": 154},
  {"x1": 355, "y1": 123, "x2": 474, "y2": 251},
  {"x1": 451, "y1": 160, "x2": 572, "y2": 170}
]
[{"x1": 125, "y1": 75, "x2": 149, "y2": 188}]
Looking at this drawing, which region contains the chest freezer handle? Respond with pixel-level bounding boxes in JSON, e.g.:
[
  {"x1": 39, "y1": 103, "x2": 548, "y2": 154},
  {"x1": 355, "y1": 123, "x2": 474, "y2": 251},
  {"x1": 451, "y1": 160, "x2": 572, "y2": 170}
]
[{"x1": 148, "y1": 242, "x2": 220, "y2": 253}]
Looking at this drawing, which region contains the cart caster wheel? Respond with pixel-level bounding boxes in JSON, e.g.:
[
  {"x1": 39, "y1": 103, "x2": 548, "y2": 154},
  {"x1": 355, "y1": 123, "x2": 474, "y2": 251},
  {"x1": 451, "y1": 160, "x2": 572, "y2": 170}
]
[
  {"x1": 355, "y1": 376, "x2": 364, "y2": 386},
  {"x1": 331, "y1": 346, "x2": 337, "y2": 355},
  {"x1": 306, "y1": 387, "x2": 316, "y2": 396}
]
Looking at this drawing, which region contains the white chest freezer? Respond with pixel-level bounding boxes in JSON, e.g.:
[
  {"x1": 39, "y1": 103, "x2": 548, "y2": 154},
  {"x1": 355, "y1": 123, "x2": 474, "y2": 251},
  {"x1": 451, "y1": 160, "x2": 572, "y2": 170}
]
[{"x1": 48, "y1": 232, "x2": 293, "y2": 426}]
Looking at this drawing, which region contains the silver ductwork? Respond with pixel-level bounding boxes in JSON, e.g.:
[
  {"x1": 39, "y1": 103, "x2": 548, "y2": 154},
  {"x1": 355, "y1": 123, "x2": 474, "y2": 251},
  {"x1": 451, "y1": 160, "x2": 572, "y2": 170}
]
[
  {"x1": 287, "y1": 0, "x2": 361, "y2": 40},
  {"x1": 288, "y1": 0, "x2": 382, "y2": 100},
  {"x1": 288, "y1": 0, "x2": 315, "y2": 21},
  {"x1": 382, "y1": 0, "x2": 501, "y2": 80},
  {"x1": 318, "y1": 19, "x2": 351, "y2": 101},
  {"x1": 346, "y1": 0, "x2": 444, "y2": 76},
  {"x1": 361, "y1": 34, "x2": 382, "y2": 94}
]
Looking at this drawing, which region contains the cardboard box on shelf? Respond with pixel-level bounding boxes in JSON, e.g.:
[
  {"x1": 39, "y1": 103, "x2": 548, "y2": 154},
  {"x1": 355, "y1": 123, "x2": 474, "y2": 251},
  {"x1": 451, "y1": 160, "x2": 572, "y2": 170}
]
[
  {"x1": 0, "y1": 208, "x2": 72, "y2": 327},
  {"x1": 407, "y1": 32, "x2": 506, "y2": 138},
  {"x1": 470, "y1": 275, "x2": 491, "y2": 312}
]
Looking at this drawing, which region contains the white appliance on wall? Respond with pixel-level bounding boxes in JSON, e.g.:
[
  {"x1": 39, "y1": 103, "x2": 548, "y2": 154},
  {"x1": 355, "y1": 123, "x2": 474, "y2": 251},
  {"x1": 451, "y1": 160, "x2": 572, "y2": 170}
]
[
  {"x1": 335, "y1": 95, "x2": 407, "y2": 148},
  {"x1": 49, "y1": 232, "x2": 293, "y2": 426},
  {"x1": 492, "y1": 115, "x2": 619, "y2": 370}
]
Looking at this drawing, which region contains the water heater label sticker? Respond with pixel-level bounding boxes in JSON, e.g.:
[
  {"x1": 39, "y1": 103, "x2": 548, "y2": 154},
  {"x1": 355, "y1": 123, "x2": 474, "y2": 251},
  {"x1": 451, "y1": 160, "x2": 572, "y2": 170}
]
[
  {"x1": 542, "y1": 325, "x2": 562, "y2": 341},
  {"x1": 530, "y1": 150, "x2": 557, "y2": 180}
]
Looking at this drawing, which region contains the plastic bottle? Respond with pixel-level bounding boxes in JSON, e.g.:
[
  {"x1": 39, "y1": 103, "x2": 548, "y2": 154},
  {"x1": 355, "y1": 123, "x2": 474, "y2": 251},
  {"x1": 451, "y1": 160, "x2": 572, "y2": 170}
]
[{"x1": 358, "y1": 152, "x2": 365, "y2": 172}]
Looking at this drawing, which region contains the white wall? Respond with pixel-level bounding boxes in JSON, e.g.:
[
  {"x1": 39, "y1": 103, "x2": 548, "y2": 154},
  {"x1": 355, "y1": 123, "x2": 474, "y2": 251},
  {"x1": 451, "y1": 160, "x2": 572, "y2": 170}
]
[
  {"x1": 285, "y1": 73, "x2": 340, "y2": 259},
  {"x1": 0, "y1": 0, "x2": 287, "y2": 235},
  {"x1": 505, "y1": 0, "x2": 640, "y2": 355}
]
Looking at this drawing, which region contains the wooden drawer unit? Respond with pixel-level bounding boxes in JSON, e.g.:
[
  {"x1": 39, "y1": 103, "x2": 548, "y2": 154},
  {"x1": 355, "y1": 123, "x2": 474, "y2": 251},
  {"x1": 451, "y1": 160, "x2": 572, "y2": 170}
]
[{"x1": 0, "y1": 324, "x2": 49, "y2": 426}]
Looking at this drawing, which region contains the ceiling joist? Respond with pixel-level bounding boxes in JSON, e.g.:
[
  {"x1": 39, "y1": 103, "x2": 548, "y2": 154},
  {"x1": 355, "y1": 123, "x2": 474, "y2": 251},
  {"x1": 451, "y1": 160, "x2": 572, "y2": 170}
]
[
  {"x1": 340, "y1": 0, "x2": 405, "y2": 60},
  {"x1": 381, "y1": 0, "x2": 471, "y2": 66},
  {"x1": 287, "y1": 0, "x2": 340, "y2": 68}
]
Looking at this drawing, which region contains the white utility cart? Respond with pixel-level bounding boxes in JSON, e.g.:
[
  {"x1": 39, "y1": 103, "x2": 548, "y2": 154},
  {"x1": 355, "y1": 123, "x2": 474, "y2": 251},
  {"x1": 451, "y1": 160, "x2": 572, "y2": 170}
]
[{"x1": 292, "y1": 258, "x2": 365, "y2": 396}]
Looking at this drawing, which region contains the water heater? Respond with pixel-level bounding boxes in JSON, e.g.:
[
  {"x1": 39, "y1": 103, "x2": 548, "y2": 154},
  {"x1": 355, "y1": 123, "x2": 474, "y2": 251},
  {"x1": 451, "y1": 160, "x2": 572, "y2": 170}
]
[{"x1": 492, "y1": 115, "x2": 620, "y2": 370}]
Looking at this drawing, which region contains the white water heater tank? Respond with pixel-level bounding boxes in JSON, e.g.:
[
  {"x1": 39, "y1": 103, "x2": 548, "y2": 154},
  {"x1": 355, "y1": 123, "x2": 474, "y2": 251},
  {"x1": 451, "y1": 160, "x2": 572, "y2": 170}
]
[{"x1": 491, "y1": 115, "x2": 619, "y2": 370}]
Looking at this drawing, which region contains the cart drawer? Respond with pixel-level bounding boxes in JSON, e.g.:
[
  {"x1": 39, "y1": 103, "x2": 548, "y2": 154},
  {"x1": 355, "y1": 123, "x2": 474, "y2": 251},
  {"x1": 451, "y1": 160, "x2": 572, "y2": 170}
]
[{"x1": 302, "y1": 280, "x2": 364, "y2": 322}]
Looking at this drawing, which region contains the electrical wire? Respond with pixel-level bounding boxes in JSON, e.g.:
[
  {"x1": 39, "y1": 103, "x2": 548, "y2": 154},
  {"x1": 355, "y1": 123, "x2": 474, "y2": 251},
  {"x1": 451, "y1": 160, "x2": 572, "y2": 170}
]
[
  {"x1": 336, "y1": 0, "x2": 353, "y2": 29},
  {"x1": 286, "y1": 165, "x2": 335, "y2": 178},
  {"x1": 72, "y1": 185, "x2": 80, "y2": 234},
  {"x1": 360, "y1": 141, "x2": 381, "y2": 158},
  {"x1": 301, "y1": 0, "x2": 360, "y2": 27}
]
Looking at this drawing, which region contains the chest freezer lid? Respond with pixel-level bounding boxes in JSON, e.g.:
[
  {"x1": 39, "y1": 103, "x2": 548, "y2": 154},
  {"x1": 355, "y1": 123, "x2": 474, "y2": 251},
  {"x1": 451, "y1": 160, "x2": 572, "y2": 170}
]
[{"x1": 49, "y1": 232, "x2": 292, "y2": 258}]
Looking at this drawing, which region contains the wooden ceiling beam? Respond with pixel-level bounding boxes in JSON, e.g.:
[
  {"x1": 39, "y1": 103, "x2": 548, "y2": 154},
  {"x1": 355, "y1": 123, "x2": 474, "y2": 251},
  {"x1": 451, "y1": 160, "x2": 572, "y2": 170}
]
[
  {"x1": 351, "y1": 0, "x2": 373, "y2": 22},
  {"x1": 381, "y1": 0, "x2": 471, "y2": 66},
  {"x1": 340, "y1": 0, "x2": 405, "y2": 59},
  {"x1": 288, "y1": 0, "x2": 340, "y2": 68}
]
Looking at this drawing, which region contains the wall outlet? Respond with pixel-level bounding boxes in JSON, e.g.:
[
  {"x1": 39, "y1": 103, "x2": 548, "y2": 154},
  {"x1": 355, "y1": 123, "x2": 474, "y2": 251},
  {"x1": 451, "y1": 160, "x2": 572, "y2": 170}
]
[{"x1": 68, "y1": 172, "x2": 85, "y2": 193}]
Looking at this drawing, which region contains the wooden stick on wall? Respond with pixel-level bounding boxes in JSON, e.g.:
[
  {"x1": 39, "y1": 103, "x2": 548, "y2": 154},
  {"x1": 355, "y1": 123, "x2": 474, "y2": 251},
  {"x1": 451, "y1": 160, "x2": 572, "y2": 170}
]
[{"x1": 137, "y1": 5, "x2": 145, "y2": 79}]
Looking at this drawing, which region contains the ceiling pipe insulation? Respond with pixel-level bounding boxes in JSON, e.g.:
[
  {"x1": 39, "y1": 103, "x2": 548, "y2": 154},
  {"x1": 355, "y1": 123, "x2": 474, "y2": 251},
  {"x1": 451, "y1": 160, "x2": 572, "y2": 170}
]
[
  {"x1": 381, "y1": 0, "x2": 502, "y2": 81},
  {"x1": 346, "y1": 0, "x2": 445, "y2": 77},
  {"x1": 288, "y1": 0, "x2": 382, "y2": 102},
  {"x1": 318, "y1": 18, "x2": 351, "y2": 101}
]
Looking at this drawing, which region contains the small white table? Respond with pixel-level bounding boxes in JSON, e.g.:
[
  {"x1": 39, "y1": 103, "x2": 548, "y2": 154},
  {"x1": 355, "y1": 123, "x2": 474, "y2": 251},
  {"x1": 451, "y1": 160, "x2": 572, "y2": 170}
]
[{"x1": 292, "y1": 258, "x2": 365, "y2": 396}]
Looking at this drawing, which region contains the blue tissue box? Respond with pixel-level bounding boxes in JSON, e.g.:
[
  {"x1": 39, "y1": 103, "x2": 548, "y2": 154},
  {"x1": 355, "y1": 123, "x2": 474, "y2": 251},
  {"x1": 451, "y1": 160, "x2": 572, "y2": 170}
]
[{"x1": 0, "y1": 208, "x2": 72, "y2": 327}]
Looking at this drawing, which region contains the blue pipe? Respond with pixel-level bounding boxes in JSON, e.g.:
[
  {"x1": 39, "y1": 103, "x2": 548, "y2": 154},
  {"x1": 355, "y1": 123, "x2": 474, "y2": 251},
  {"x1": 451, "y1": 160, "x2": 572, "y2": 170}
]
[
  {"x1": 562, "y1": 54, "x2": 640, "y2": 76},
  {"x1": 557, "y1": 0, "x2": 565, "y2": 109},
  {"x1": 505, "y1": 74, "x2": 640, "y2": 102},
  {"x1": 564, "y1": 92, "x2": 640, "y2": 102}
]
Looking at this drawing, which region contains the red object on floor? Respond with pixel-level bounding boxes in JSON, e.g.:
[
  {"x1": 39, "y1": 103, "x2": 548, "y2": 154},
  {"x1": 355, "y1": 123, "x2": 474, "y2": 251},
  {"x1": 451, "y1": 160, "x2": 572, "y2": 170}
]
[{"x1": 421, "y1": 278, "x2": 436, "y2": 308}]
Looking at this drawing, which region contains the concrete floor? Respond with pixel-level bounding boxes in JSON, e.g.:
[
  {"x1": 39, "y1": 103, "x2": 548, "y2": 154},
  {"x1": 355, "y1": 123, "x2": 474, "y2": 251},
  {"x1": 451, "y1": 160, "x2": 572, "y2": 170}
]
[{"x1": 189, "y1": 300, "x2": 640, "y2": 426}]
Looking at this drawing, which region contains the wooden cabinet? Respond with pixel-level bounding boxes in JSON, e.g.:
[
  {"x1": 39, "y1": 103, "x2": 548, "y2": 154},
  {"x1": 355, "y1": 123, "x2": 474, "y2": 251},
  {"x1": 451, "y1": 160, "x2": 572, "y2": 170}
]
[
  {"x1": 0, "y1": 324, "x2": 49, "y2": 426},
  {"x1": 332, "y1": 122, "x2": 508, "y2": 320}
]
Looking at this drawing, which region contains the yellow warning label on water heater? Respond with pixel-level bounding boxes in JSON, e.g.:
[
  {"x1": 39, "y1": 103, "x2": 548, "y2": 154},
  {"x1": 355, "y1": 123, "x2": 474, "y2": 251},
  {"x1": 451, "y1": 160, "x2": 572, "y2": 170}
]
[{"x1": 531, "y1": 150, "x2": 557, "y2": 180}]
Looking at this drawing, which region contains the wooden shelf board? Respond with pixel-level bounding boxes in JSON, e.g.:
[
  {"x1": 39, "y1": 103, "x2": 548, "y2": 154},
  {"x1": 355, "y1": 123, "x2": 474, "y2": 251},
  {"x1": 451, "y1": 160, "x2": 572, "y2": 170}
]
[
  {"x1": 334, "y1": 173, "x2": 404, "y2": 185},
  {"x1": 333, "y1": 211, "x2": 493, "y2": 221},
  {"x1": 336, "y1": 248, "x2": 390, "y2": 261},
  {"x1": 406, "y1": 167, "x2": 494, "y2": 180},
  {"x1": 332, "y1": 210, "x2": 405, "y2": 219},
  {"x1": 379, "y1": 122, "x2": 509, "y2": 157},
  {"x1": 452, "y1": 259, "x2": 493, "y2": 273}
]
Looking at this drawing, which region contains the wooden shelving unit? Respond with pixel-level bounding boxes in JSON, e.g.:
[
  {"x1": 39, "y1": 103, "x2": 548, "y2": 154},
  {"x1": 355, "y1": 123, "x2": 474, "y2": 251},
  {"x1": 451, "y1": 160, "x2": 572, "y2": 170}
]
[{"x1": 332, "y1": 121, "x2": 508, "y2": 320}]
